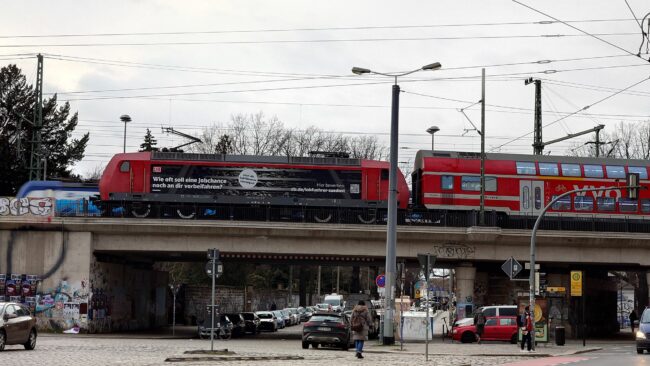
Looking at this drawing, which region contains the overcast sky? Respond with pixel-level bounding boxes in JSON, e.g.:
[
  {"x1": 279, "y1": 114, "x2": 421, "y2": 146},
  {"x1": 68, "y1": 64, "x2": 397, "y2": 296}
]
[{"x1": 2, "y1": 0, "x2": 649, "y2": 175}]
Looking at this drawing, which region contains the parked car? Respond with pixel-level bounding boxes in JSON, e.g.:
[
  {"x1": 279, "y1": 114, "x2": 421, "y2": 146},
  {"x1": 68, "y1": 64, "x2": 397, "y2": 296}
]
[
  {"x1": 241, "y1": 312, "x2": 261, "y2": 334},
  {"x1": 302, "y1": 311, "x2": 352, "y2": 350},
  {"x1": 287, "y1": 308, "x2": 301, "y2": 324},
  {"x1": 198, "y1": 312, "x2": 233, "y2": 340},
  {"x1": 0, "y1": 302, "x2": 37, "y2": 351},
  {"x1": 272, "y1": 310, "x2": 287, "y2": 328},
  {"x1": 316, "y1": 303, "x2": 333, "y2": 312},
  {"x1": 281, "y1": 309, "x2": 295, "y2": 326},
  {"x1": 225, "y1": 313, "x2": 247, "y2": 337},
  {"x1": 255, "y1": 311, "x2": 278, "y2": 332},
  {"x1": 636, "y1": 307, "x2": 650, "y2": 353},
  {"x1": 299, "y1": 307, "x2": 312, "y2": 322},
  {"x1": 451, "y1": 313, "x2": 518, "y2": 344}
]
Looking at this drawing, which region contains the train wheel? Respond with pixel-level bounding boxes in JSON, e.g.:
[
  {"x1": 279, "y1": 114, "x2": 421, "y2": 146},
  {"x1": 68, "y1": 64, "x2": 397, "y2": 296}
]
[
  {"x1": 313, "y1": 213, "x2": 332, "y2": 223},
  {"x1": 357, "y1": 213, "x2": 376, "y2": 224},
  {"x1": 176, "y1": 206, "x2": 196, "y2": 219},
  {"x1": 131, "y1": 204, "x2": 151, "y2": 218}
]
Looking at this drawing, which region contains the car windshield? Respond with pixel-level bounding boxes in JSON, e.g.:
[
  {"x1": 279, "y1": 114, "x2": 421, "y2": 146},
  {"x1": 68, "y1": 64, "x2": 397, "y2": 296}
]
[
  {"x1": 242, "y1": 313, "x2": 254, "y2": 320},
  {"x1": 310, "y1": 315, "x2": 342, "y2": 323},
  {"x1": 324, "y1": 299, "x2": 340, "y2": 305},
  {"x1": 317, "y1": 304, "x2": 329, "y2": 308},
  {"x1": 642, "y1": 310, "x2": 650, "y2": 323},
  {"x1": 257, "y1": 313, "x2": 273, "y2": 319}
]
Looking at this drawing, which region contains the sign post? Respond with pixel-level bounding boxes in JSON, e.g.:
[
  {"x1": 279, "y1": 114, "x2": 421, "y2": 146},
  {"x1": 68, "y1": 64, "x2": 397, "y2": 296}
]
[
  {"x1": 571, "y1": 270, "x2": 585, "y2": 346},
  {"x1": 417, "y1": 253, "x2": 436, "y2": 362},
  {"x1": 206, "y1": 249, "x2": 222, "y2": 352}
]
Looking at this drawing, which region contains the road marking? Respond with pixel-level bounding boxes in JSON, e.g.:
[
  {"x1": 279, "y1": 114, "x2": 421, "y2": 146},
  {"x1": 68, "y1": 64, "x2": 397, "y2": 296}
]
[{"x1": 500, "y1": 357, "x2": 591, "y2": 366}]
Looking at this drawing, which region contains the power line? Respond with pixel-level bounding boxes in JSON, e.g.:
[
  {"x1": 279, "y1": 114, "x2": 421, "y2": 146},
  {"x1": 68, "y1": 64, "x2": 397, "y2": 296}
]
[
  {"x1": 0, "y1": 19, "x2": 642, "y2": 39},
  {"x1": 0, "y1": 32, "x2": 640, "y2": 48}
]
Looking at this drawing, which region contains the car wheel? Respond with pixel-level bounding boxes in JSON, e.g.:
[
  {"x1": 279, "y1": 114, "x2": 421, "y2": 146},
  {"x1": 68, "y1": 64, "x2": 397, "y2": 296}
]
[
  {"x1": 461, "y1": 331, "x2": 475, "y2": 343},
  {"x1": 0, "y1": 330, "x2": 5, "y2": 351},
  {"x1": 638, "y1": 349, "x2": 644, "y2": 354},
  {"x1": 24, "y1": 329, "x2": 37, "y2": 350},
  {"x1": 312, "y1": 343, "x2": 319, "y2": 349},
  {"x1": 510, "y1": 334, "x2": 517, "y2": 344},
  {"x1": 302, "y1": 342, "x2": 309, "y2": 349}
]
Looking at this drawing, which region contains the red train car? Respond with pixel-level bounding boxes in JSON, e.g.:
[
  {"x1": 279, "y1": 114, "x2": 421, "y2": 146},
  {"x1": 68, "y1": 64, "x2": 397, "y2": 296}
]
[
  {"x1": 99, "y1": 151, "x2": 409, "y2": 221},
  {"x1": 413, "y1": 150, "x2": 650, "y2": 219}
]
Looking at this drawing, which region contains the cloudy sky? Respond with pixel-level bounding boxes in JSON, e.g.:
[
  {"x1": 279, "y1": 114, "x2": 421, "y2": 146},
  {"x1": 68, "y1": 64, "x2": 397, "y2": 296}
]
[{"x1": 2, "y1": 0, "x2": 649, "y2": 175}]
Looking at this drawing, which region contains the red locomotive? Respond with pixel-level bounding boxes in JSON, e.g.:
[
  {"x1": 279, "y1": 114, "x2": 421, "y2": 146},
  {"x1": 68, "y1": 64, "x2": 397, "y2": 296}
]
[
  {"x1": 412, "y1": 150, "x2": 649, "y2": 219},
  {"x1": 99, "y1": 151, "x2": 409, "y2": 222}
]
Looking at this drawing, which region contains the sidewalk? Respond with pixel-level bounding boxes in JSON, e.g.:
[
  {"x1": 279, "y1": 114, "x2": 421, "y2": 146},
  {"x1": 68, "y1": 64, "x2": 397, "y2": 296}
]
[{"x1": 363, "y1": 338, "x2": 606, "y2": 357}]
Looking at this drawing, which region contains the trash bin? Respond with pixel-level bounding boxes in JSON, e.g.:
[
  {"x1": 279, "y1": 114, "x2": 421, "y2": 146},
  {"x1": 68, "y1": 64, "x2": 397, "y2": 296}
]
[{"x1": 555, "y1": 326, "x2": 565, "y2": 346}]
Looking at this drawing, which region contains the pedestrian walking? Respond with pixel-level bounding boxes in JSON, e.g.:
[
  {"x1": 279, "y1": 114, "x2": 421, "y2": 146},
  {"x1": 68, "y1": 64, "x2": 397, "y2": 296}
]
[
  {"x1": 473, "y1": 309, "x2": 486, "y2": 343},
  {"x1": 351, "y1": 300, "x2": 373, "y2": 359},
  {"x1": 520, "y1": 306, "x2": 533, "y2": 352},
  {"x1": 630, "y1": 309, "x2": 639, "y2": 334}
]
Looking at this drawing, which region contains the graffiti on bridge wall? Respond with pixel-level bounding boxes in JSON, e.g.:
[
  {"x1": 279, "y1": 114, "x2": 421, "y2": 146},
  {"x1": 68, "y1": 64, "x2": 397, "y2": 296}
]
[{"x1": 0, "y1": 197, "x2": 54, "y2": 217}]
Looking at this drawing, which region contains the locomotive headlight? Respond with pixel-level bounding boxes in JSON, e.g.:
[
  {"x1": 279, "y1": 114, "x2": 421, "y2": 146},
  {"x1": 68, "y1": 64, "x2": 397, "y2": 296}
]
[{"x1": 637, "y1": 330, "x2": 646, "y2": 339}]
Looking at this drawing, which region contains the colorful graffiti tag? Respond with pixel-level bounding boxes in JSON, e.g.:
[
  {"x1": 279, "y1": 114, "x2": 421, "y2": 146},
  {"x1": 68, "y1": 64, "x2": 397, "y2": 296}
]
[{"x1": 0, "y1": 197, "x2": 53, "y2": 217}]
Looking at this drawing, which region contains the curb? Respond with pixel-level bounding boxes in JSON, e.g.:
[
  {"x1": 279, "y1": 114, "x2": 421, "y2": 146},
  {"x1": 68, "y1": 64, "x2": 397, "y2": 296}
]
[
  {"x1": 165, "y1": 356, "x2": 304, "y2": 362},
  {"x1": 555, "y1": 347, "x2": 602, "y2": 356}
]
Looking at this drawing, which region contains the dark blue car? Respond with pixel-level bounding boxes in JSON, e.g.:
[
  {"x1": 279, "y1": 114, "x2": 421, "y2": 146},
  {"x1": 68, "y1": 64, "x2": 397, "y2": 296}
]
[{"x1": 636, "y1": 308, "x2": 650, "y2": 354}]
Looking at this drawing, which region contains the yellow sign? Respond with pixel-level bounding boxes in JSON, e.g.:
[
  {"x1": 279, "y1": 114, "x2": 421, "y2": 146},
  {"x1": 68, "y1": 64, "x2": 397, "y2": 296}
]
[
  {"x1": 570, "y1": 271, "x2": 582, "y2": 297},
  {"x1": 547, "y1": 287, "x2": 566, "y2": 293}
]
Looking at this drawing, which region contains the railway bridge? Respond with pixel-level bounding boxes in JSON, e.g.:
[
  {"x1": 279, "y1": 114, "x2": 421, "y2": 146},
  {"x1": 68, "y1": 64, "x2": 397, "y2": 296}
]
[{"x1": 1, "y1": 215, "x2": 648, "y2": 337}]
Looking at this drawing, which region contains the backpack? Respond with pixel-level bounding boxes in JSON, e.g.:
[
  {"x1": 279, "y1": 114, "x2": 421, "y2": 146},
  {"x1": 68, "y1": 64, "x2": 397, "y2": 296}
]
[
  {"x1": 516, "y1": 314, "x2": 524, "y2": 327},
  {"x1": 351, "y1": 312, "x2": 364, "y2": 332}
]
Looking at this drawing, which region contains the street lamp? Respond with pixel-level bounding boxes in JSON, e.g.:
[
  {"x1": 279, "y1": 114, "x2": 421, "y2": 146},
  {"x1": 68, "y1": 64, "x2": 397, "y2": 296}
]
[
  {"x1": 351, "y1": 61, "x2": 442, "y2": 345},
  {"x1": 120, "y1": 114, "x2": 131, "y2": 153},
  {"x1": 426, "y1": 126, "x2": 440, "y2": 151}
]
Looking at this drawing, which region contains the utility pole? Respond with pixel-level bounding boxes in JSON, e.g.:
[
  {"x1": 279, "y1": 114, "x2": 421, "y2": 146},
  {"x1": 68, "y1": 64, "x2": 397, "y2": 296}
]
[
  {"x1": 525, "y1": 78, "x2": 543, "y2": 155},
  {"x1": 29, "y1": 54, "x2": 44, "y2": 181},
  {"x1": 478, "y1": 69, "x2": 485, "y2": 226}
]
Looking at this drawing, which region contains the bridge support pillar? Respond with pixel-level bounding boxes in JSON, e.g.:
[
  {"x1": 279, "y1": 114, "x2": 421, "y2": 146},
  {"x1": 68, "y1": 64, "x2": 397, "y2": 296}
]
[{"x1": 455, "y1": 263, "x2": 476, "y2": 318}]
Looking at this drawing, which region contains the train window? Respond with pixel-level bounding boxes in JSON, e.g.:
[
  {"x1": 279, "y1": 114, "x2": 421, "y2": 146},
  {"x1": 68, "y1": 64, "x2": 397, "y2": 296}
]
[
  {"x1": 119, "y1": 161, "x2": 130, "y2": 173},
  {"x1": 539, "y1": 163, "x2": 559, "y2": 176},
  {"x1": 596, "y1": 197, "x2": 615, "y2": 212},
  {"x1": 522, "y1": 187, "x2": 530, "y2": 210},
  {"x1": 642, "y1": 199, "x2": 650, "y2": 213},
  {"x1": 441, "y1": 175, "x2": 454, "y2": 190},
  {"x1": 516, "y1": 162, "x2": 536, "y2": 175},
  {"x1": 605, "y1": 166, "x2": 625, "y2": 179},
  {"x1": 629, "y1": 166, "x2": 648, "y2": 179},
  {"x1": 381, "y1": 169, "x2": 389, "y2": 180},
  {"x1": 551, "y1": 195, "x2": 570, "y2": 211},
  {"x1": 574, "y1": 196, "x2": 593, "y2": 211},
  {"x1": 461, "y1": 176, "x2": 481, "y2": 191},
  {"x1": 561, "y1": 164, "x2": 581, "y2": 177},
  {"x1": 461, "y1": 176, "x2": 497, "y2": 191},
  {"x1": 534, "y1": 187, "x2": 542, "y2": 210},
  {"x1": 619, "y1": 198, "x2": 638, "y2": 213},
  {"x1": 584, "y1": 165, "x2": 604, "y2": 178}
]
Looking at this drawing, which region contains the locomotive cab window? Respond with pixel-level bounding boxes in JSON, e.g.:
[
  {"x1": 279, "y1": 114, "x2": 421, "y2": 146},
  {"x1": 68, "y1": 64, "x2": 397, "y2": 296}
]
[
  {"x1": 441, "y1": 175, "x2": 454, "y2": 190},
  {"x1": 551, "y1": 195, "x2": 570, "y2": 211},
  {"x1": 619, "y1": 198, "x2": 638, "y2": 213},
  {"x1": 574, "y1": 196, "x2": 594, "y2": 211},
  {"x1": 380, "y1": 169, "x2": 389, "y2": 180},
  {"x1": 584, "y1": 165, "x2": 603, "y2": 178},
  {"x1": 539, "y1": 163, "x2": 559, "y2": 176},
  {"x1": 561, "y1": 164, "x2": 581, "y2": 177},
  {"x1": 629, "y1": 166, "x2": 648, "y2": 179},
  {"x1": 119, "y1": 161, "x2": 130, "y2": 172},
  {"x1": 516, "y1": 162, "x2": 536, "y2": 175},
  {"x1": 605, "y1": 166, "x2": 625, "y2": 179},
  {"x1": 596, "y1": 197, "x2": 615, "y2": 212}
]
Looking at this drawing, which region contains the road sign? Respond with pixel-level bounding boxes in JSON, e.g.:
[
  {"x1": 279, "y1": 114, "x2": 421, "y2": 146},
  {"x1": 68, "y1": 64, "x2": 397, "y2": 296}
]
[
  {"x1": 207, "y1": 248, "x2": 220, "y2": 260},
  {"x1": 570, "y1": 271, "x2": 583, "y2": 297},
  {"x1": 206, "y1": 260, "x2": 223, "y2": 278},
  {"x1": 501, "y1": 257, "x2": 523, "y2": 279},
  {"x1": 376, "y1": 274, "x2": 385, "y2": 288}
]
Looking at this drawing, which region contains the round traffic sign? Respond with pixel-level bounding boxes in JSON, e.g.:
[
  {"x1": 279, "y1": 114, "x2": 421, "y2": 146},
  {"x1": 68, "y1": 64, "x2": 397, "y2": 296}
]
[
  {"x1": 205, "y1": 260, "x2": 224, "y2": 278},
  {"x1": 376, "y1": 274, "x2": 385, "y2": 288}
]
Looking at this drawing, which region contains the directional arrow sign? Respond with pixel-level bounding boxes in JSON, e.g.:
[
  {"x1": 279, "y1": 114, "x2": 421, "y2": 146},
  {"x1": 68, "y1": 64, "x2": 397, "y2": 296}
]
[{"x1": 501, "y1": 257, "x2": 523, "y2": 280}]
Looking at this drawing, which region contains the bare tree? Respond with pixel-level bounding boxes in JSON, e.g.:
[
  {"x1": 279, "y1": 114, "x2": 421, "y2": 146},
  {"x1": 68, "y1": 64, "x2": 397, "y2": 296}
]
[
  {"x1": 84, "y1": 164, "x2": 105, "y2": 181},
  {"x1": 568, "y1": 121, "x2": 650, "y2": 159}
]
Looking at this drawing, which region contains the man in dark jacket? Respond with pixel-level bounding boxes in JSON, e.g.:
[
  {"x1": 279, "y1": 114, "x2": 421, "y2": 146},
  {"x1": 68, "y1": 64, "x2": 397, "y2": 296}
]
[
  {"x1": 520, "y1": 306, "x2": 533, "y2": 352},
  {"x1": 474, "y1": 309, "x2": 486, "y2": 344},
  {"x1": 351, "y1": 300, "x2": 373, "y2": 359}
]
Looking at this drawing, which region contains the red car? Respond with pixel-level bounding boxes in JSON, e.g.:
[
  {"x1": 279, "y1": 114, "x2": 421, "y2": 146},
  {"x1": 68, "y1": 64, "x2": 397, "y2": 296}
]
[{"x1": 451, "y1": 316, "x2": 518, "y2": 344}]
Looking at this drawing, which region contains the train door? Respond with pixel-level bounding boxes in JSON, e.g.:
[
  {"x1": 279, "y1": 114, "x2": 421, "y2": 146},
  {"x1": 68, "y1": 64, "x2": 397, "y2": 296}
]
[{"x1": 519, "y1": 180, "x2": 544, "y2": 216}]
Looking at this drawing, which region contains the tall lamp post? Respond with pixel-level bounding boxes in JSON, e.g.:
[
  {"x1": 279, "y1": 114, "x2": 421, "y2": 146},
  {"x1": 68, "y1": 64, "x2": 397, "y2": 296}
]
[
  {"x1": 120, "y1": 114, "x2": 131, "y2": 153},
  {"x1": 352, "y1": 61, "x2": 442, "y2": 345},
  {"x1": 426, "y1": 126, "x2": 440, "y2": 151}
]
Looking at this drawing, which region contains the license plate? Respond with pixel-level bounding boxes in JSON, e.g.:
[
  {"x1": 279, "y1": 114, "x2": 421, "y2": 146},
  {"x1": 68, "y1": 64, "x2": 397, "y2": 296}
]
[{"x1": 317, "y1": 327, "x2": 331, "y2": 331}]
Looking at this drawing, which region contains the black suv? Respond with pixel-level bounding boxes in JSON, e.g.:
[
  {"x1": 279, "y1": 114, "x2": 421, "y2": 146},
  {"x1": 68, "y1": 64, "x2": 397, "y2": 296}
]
[
  {"x1": 241, "y1": 312, "x2": 261, "y2": 335},
  {"x1": 225, "y1": 313, "x2": 247, "y2": 337}
]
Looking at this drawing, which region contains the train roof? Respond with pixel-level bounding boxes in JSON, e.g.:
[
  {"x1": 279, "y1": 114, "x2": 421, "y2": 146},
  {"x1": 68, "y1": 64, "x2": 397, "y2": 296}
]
[
  {"x1": 17, "y1": 180, "x2": 98, "y2": 197},
  {"x1": 150, "y1": 151, "x2": 363, "y2": 166},
  {"x1": 414, "y1": 150, "x2": 650, "y2": 170}
]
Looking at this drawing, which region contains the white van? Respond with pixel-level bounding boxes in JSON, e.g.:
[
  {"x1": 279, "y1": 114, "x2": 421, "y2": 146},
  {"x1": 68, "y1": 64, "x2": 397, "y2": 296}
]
[{"x1": 323, "y1": 294, "x2": 345, "y2": 313}]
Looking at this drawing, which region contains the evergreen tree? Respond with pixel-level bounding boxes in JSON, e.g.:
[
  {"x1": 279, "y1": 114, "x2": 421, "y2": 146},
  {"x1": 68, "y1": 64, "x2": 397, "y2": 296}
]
[
  {"x1": 215, "y1": 134, "x2": 233, "y2": 154},
  {"x1": 0, "y1": 64, "x2": 88, "y2": 195},
  {"x1": 139, "y1": 128, "x2": 158, "y2": 152}
]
